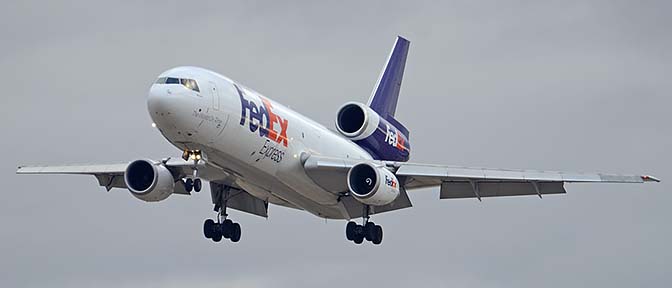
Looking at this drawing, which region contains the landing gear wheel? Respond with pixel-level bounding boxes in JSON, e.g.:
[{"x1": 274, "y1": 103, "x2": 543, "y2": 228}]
[
  {"x1": 203, "y1": 219, "x2": 215, "y2": 239},
  {"x1": 222, "y1": 219, "x2": 233, "y2": 239},
  {"x1": 345, "y1": 221, "x2": 357, "y2": 241},
  {"x1": 372, "y1": 225, "x2": 383, "y2": 245},
  {"x1": 211, "y1": 233, "x2": 222, "y2": 242},
  {"x1": 364, "y1": 222, "x2": 376, "y2": 241},
  {"x1": 184, "y1": 178, "x2": 194, "y2": 192},
  {"x1": 193, "y1": 178, "x2": 202, "y2": 192},
  {"x1": 353, "y1": 234, "x2": 364, "y2": 244},
  {"x1": 230, "y1": 223, "x2": 241, "y2": 243}
]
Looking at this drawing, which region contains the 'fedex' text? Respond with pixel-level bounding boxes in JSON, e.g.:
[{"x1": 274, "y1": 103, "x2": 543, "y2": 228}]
[
  {"x1": 385, "y1": 174, "x2": 397, "y2": 188},
  {"x1": 239, "y1": 90, "x2": 289, "y2": 147},
  {"x1": 385, "y1": 124, "x2": 406, "y2": 151}
]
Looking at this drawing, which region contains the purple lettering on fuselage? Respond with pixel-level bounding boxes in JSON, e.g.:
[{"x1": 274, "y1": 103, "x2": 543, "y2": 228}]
[{"x1": 237, "y1": 86, "x2": 289, "y2": 147}]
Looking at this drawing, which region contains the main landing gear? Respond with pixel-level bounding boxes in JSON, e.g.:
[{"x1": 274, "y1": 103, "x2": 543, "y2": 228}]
[
  {"x1": 182, "y1": 149, "x2": 203, "y2": 193},
  {"x1": 345, "y1": 205, "x2": 383, "y2": 245},
  {"x1": 203, "y1": 184, "x2": 242, "y2": 243},
  {"x1": 203, "y1": 216, "x2": 241, "y2": 243}
]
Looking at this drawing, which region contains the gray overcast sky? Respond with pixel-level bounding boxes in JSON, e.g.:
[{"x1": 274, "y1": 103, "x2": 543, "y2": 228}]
[{"x1": 1, "y1": 1, "x2": 670, "y2": 287}]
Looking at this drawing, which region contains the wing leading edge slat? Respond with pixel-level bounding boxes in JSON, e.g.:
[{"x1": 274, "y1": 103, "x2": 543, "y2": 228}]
[{"x1": 17, "y1": 164, "x2": 128, "y2": 175}]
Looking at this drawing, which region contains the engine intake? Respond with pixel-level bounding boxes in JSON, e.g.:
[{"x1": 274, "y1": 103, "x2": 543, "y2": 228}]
[
  {"x1": 347, "y1": 163, "x2": 400, "y2": 206},
  {"x1": 124, "y1": 159, "x2": 175, "y2": 202},
  {"x1": 335, "y1": 102, "x2": 410, "y2": 162}
]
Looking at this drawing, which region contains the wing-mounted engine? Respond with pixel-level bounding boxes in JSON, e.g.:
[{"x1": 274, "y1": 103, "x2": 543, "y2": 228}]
[
  {"x1": 124, "y1": 159, "x2": 176, "y2": 202},
  {"x1": 335, "y1": 102, "x2": 410, "y2": 162},
  {"x1": 347, "y1": 162, "x2": 400, "y2": 206}
]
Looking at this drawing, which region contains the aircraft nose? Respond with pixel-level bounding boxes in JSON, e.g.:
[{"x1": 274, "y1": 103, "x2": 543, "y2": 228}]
[
  {"x1": 146, "y1": 83, "x2": 200, "y2": 143},
  {"x1": 147, "y1": 84, "x2": 171, "y2": 117},
  {"x1": 147, "y1": 84, "x2": 186, "y2": 130}
]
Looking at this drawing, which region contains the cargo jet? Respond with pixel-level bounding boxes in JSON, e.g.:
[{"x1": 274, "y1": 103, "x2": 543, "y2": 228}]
[{"x1": 17, "y1": 36, "x2": 659, "y2": 245}]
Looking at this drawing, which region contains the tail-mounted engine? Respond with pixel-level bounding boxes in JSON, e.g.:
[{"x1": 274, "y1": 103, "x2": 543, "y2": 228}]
[
  {"x1": 347, "y1": 163, "x2": 400, "y2": 206},
  {"x1": 335, "y1": 102, "x2": 410, "y2": 162},
  {"x1": 124, "y1": 159, "x2": 175, "y2": 202}
]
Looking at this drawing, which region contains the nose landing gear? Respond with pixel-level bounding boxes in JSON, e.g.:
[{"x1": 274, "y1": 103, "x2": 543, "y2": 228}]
[
  {"x1": 181, "y1": 149, "x2": 203, "y2": 192},
  {"x1": 182, "y1": 177, "x2": 202, "y2": 192}
]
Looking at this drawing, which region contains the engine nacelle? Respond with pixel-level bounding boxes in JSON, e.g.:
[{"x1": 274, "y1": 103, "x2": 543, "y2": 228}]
[
  {"x1": 335, "y1": 102, "x2": 410, "y2": 162},
  {"x1": 124, "y1": 159, "x2": 175, "y2": 202},
  {"x1": 347, "y1": 163, "x2": 400, "y2": 206},
  {"x1": 336, "y1": 102, "x2": 381, "y2": 140}
]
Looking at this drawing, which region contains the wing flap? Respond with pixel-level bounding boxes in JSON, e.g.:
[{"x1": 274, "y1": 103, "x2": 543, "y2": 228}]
[{"x1": 440, "y1": 181, "x2": 565, "y2": 199}]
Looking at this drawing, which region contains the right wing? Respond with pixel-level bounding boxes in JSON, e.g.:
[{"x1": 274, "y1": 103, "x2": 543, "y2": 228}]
[
  {"x1": 18, "y1": 163, "x2": 133, "y2": 192},
  {"x1": 16, "y1": 158, "x2": 275, "y2": 217},
  {"x1": 17, "y1": 158, "x2": 214, "y2": 194}
]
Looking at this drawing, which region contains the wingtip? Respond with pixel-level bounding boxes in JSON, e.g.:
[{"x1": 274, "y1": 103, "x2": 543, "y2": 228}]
[{"x1": 641, "y1": 175, "x2": 661, "y2": 182}]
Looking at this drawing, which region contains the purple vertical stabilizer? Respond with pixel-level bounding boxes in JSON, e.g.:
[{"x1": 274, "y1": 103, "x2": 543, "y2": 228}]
[
  {"x1": 335, "y1": 37, "x2": 413, "y2": 162},
  {"x1": 367, "y1": 36, "x2": 410, "y2": 136}
]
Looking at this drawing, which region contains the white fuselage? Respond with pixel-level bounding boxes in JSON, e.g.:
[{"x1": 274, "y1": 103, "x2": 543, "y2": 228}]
[{"x1": 148, "y1": 66, "x2": 372, "y2": 219}]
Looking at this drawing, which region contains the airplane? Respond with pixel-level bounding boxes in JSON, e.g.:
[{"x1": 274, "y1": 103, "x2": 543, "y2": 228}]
[{"x1": 17, "y1": 36, "x2": 659, "y2": 245}]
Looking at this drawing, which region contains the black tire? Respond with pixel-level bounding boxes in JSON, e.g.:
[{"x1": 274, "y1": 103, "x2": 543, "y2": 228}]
[
  {"x1": 354, "y1": 234, "x2": 364, "y2": 244},
  {"x1": 203, "y1": 219, "x2": 215, "y2": 239},
  {"x1": 184, "y1": 178, "x2": 193, "y2": 192},
  {"x1": 212, "y1": 233, "x2": 222, "y2": 242},
  {"x1": 364, "y1": 222, "x2": 376, "y2": 241},
  {"x1": 372, "y1": 225, "x2": 383, "y2": 245},
  {"x1": 345, "y1": 221, "x2": 357, "y2": 241},
  {"x1": 194, "y1": 178, "x2": 202, "y2": 192},
  {"x1": 230, "y1": 223, "x2": 241, "y2": 243},
  {"x1": 222, "y1": 219, "x2": 233, "y2": 239}
]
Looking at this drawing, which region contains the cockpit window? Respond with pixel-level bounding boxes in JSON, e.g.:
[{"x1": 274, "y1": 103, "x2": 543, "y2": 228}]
[
  {"x1": 165, "y1": 77, "x2": 180, "y2": 84},
  {"x1": 181, "y1": 78, "x2": 200, "y2": 92},
  {"x1": 155, "y1": 77, "x2": 200, "y2": 92}
]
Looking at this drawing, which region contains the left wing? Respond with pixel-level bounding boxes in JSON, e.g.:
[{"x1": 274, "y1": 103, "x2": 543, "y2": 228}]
[
  {"x1": 302, "y1": 155, "x2": 660, "y2": 201},
  {"x1": 394, "y1": 162, "x2": 659, "y2": 200}
]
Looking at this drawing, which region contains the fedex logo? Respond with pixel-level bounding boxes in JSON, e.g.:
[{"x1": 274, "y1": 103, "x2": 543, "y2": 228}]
[
  {"x1": 238, "y1": 90, "x2": 289, "y2": 147},
  {"x1": 384, "y1": 124, "x2": 406, "y2": 151},
  {"x1": 384, "y1": 175, "x2": 397, "y2": 188}
]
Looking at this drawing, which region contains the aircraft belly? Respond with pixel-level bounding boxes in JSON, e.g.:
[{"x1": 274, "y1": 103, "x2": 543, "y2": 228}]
[{"x1": 198, "y1": 144, "x2": 346, "y2": 219}]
